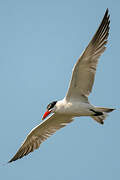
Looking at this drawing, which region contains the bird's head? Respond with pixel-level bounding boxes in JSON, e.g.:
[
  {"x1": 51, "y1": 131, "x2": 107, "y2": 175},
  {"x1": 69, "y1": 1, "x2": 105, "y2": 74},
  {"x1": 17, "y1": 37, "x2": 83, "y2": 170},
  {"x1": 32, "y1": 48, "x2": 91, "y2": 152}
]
[{"x1": 42, "y1": 101, "x2": 57, "y2": 120}]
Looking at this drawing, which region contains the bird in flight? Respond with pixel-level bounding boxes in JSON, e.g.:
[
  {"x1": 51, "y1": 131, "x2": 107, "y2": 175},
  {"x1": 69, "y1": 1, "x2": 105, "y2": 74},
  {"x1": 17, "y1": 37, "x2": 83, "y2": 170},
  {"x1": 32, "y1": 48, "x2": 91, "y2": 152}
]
[{"x1": 8, "y1": 9, "x2": 114, "y2": 163}]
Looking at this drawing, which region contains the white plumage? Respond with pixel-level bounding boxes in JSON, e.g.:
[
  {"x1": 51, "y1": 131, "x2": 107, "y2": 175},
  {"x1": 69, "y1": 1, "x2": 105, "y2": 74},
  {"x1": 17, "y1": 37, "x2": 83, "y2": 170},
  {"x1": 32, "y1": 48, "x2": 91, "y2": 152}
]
[{"x1": 9, "y1": 9, "x2": 114, "y2": 163}]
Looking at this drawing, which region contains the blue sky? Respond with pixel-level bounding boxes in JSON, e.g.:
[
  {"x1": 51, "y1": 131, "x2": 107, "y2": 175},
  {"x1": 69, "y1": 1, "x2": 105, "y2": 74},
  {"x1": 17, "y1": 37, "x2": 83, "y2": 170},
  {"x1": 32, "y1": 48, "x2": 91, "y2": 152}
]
[{"x1": 0, "y1": 0, "x2": 120, "y2": 179}]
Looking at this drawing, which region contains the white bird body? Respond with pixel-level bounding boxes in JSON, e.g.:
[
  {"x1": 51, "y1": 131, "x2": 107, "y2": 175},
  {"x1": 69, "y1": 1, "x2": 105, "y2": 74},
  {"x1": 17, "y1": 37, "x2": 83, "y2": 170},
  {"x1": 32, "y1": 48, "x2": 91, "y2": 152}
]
[
  {"x1": 8, "y1": 9, "x2": 115, "y2": 163},
  {"x1": 55, "y1": 98, "x2": 93, "y2": 117}
]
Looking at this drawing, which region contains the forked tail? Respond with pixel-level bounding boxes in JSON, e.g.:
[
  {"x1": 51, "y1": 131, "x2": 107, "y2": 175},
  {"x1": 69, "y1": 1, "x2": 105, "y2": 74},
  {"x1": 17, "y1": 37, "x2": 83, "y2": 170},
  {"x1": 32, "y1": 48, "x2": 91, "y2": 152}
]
[{"x1": 91, "y1": 107, "x2": 115, "y2": 124}]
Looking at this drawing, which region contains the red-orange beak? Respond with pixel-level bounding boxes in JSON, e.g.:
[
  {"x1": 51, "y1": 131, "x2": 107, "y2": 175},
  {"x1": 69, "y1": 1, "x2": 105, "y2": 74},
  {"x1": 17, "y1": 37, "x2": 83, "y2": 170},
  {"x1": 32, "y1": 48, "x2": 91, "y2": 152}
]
[{"x1": 42, "y1": 110, "x2": 52, "y2": 120}]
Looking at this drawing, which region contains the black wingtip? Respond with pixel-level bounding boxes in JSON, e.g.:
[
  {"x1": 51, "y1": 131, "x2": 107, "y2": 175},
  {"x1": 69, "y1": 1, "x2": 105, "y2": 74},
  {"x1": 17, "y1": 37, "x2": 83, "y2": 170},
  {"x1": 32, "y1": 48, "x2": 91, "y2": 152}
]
[
  {"x1": 105, "y1": 8, "x2": 110, "y2": 19},
  {"x1": 8, "y1": 156, "x2": 17, "y2": 164},
  {"x1": 105, "y1": 8, "x2": 109, "y2": 14},
  {"x1": 8, "y1": 159, "x2": 13, "y2": 164},
  {"x1": 103, "y1": 8, "x2": 109, "y2": 19},
  {"x1": 106, "y1": 8, "x2": 109, "y2": 12}
]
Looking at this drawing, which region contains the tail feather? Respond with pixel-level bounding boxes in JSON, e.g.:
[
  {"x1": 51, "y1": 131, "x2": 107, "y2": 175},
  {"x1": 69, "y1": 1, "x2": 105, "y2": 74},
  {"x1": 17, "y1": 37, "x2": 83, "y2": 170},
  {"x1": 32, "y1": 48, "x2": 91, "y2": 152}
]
[
  {"x1": 91, "y1": 107, "x2": 115, "y2": 124},
  {"x1": 95, "y1": 107, "x2": 115, "y2": 113},
  {"x1": 92, "y1": 113, "x2": 107, "y2": 124}
]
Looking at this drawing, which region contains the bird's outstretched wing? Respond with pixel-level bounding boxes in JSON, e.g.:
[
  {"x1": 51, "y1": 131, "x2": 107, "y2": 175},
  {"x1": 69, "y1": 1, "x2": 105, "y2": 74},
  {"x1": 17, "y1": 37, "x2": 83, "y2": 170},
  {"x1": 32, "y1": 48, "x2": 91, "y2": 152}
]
[
  {"x1": 66, "y1": 9, "x2": 110, "y2": 101},
  {"x1": 8, "y1": 114, "x2": 73, "y2": 163}
]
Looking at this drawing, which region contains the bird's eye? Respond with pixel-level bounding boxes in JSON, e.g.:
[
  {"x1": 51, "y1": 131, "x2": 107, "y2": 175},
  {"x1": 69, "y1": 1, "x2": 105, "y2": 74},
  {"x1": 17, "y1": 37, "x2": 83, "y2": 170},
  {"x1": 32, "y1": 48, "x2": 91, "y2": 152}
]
[
  {"x1": 47, "y1": 101, "x2": 57, "y2": 110},
  {"x1": 47, "y1": 105, "x2": 51, "y2": 110},
  {"x1": 47, "y1": 104, "x2": 50, "y2": 110},
  {"x1": 47, "y1": 103, "x2": 52, "y2": 110}
]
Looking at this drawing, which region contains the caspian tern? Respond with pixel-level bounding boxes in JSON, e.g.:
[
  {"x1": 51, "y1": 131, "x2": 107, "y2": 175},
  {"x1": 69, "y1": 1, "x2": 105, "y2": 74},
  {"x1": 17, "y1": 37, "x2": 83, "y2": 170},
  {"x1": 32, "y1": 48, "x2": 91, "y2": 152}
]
[{"x1": 8, "y1": 9, "x2": 114, "y2": 163}]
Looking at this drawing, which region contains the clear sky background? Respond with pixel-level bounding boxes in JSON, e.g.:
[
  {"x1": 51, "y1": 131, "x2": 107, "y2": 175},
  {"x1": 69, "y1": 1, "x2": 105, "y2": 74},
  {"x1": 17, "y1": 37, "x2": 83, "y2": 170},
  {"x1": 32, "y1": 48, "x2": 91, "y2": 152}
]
[{"x1": 0, "y1": 0, "x2": 120, "y2": 179}]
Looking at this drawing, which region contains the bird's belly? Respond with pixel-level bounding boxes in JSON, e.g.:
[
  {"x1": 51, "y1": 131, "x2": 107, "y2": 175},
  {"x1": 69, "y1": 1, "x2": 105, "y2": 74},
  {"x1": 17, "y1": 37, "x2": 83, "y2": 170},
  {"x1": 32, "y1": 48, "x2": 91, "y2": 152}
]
[{"x1": 56, "y1": 101, "x2": 93, "y2": 117}]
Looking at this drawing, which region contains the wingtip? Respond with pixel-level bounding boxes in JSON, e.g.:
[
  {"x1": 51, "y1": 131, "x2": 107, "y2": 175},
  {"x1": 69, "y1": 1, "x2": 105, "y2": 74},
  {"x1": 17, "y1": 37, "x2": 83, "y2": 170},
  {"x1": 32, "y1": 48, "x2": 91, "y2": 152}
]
[
  {"x1": 8, "y1": 156, "x2": 18, "y2": 164},
  {"x1": 8, "y1": 159, "x2": 13, "y2": 164},
  {"x1": 106, "y1": 8, "x2": 109, "y2": 12},
  {"x1": 104, "y1": 8, "x2": 109, "y2": 18}
]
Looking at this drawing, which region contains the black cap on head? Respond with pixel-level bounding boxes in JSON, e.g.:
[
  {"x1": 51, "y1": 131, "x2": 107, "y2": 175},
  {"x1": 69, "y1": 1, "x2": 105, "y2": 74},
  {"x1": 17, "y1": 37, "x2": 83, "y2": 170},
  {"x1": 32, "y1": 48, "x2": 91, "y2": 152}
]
[{"x1": 47, "y1": 101, "x2": 57, "y2": 110}]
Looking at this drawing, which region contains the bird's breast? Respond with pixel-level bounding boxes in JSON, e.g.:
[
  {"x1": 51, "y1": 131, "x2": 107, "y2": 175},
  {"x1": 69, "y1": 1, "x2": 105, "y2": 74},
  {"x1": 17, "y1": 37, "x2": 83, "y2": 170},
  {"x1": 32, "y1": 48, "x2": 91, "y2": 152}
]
[{"x1": 56, "y1": 99, "x2": 92, "y2": 116}]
